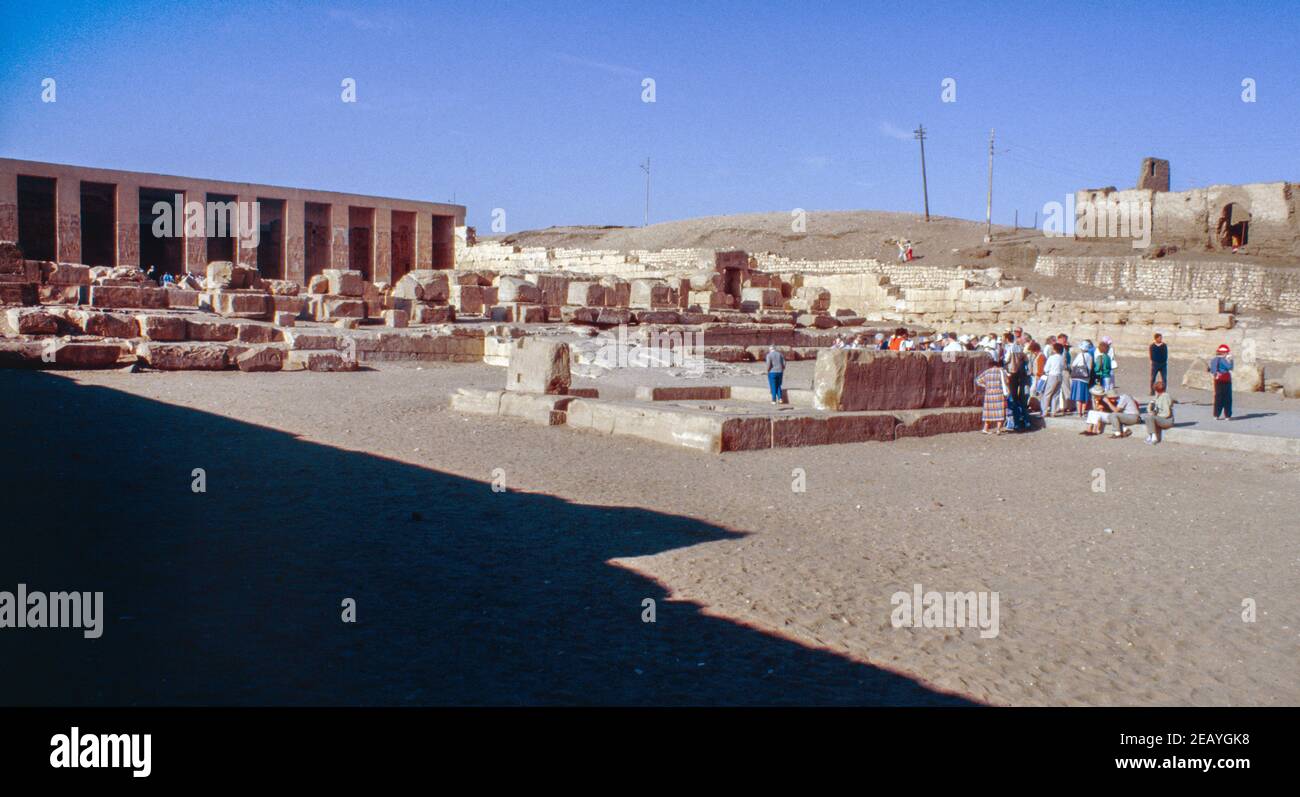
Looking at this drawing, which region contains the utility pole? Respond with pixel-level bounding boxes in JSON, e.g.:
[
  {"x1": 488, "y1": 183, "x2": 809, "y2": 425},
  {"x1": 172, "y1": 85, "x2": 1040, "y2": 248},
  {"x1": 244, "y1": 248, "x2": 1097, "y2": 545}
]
[
  {"x1": 640, "y1": 157, "x2": 651, "y2": 227},
  {"x1": 984, "y1": 128, "x2": 995, "y2": 242},
  {"x1": 914, "y1": 124, "x2": 930, "y2": 222}
]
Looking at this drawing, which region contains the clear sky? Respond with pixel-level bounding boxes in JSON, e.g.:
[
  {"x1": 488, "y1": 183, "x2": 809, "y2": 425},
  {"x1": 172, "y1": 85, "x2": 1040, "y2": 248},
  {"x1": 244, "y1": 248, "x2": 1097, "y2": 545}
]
[{"x1": 2, "y1": 0, "x2": 1296, "y2": 233}]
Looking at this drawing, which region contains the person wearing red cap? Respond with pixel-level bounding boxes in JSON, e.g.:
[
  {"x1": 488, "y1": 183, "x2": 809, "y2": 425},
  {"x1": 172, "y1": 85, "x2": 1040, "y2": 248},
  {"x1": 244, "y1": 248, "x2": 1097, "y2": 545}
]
[{"x1": 1207, "y1": 344, "x2": 1234, "y2": 420}]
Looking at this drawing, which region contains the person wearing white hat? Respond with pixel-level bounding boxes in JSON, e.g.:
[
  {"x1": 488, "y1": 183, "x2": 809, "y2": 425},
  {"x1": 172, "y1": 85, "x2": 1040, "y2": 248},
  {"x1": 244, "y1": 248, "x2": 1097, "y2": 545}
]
[
  {"x1": 1102, "y1": 388, "x2": 1142, "y2": 438},
  {"x1": 1083, "y1": 384, "x2": 1108, "y2": 435}
]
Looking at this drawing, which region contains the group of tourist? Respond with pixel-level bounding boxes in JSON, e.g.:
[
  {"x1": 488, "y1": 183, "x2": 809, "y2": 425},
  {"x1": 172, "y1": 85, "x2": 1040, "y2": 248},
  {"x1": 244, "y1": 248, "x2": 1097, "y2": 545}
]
[
  {"x1": 969, "y1": 329, "x2": 1188, "y2": 443},
  {"x1": 774, "y1": 327, "x2": 1239, "y2": 442}
]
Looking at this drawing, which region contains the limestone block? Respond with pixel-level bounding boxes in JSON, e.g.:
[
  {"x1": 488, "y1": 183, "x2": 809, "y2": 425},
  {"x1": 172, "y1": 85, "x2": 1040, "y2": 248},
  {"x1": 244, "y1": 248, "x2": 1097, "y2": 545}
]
[
  {"x1": 567, "y1": 281, "x2": 606, "y2": 306},
  {"x1": 393, "y1": 270, "x2": 450, "y2": 303},
  {"x1": 1282, "y1": 365, "x2": 1300, "y2": 399},
  {"x1": 185, "y1": 319, "x2": 240, "y2": 341},
  {"x1": 322, "y1": 268, "x2": 364, "y2": 297},
  {"x1": 40, "y1": 262, "x2": 91, "y2": 285},
  {"x1": 497, "y1": 276, "x2": 541, "y2": 304},
  {"x1": 5, "y1": 307, "x2": 61, "y2": 335},
  {"x1": 813, "y1": 349, "x2": 985, "y2": 411},
  {"x1": 68, "y1": 310, "x2": 137, "y2": 338},
  {"x1": 88, "y1": 285, "x2": 143, "y2": 308},
  {"x1": 383, "y1": 309, "x2": 409, "y2": 328},
  {"x1": 506, "y1": 338, "x2": 570, "y2": 394},
  {"x1": 1181, "y1": 358, "x2": 1263, "y2": 392},
  {"x1": 138, "y1": 342, "x2": 228, "y2": 370},
  {"x1": 236, "y1": 345, "x2": 285, "y2": 372}
]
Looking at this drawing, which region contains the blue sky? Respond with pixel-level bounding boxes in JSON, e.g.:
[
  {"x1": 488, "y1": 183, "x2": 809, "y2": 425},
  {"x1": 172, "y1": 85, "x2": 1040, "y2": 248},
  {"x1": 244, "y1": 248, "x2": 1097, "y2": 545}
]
[{"x1": 2, "y1": 0, "x2": 1296, "y2": 232}]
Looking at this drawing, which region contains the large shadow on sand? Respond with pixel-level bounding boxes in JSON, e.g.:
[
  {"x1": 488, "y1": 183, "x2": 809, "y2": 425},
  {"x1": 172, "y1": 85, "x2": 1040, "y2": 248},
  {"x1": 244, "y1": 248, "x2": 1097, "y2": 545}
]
[{"x1": 0, "y1": 370, "x2": 974, "y2": 706}]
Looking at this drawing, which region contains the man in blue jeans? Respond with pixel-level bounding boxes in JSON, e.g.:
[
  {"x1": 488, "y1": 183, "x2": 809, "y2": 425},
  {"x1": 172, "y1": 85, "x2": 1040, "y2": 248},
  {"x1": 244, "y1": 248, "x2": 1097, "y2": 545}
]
[
  {"x1": 765, "y1": 345, "x2": 786, "y2": 404},
  {"x1": 1149, "y1": 332, "x2": 1169, "y2": 394}
]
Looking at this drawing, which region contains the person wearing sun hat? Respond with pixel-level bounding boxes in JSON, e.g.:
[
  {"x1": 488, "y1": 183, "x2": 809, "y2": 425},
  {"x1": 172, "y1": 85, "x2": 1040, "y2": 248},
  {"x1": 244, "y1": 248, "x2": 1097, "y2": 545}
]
[
  {"x1": 1207, "y1": 343, "x2": 1234, "y2": 420},
  {"x1": 1103, "y1": 387, "x2": 1142, "y2": 438},
  {"x1": 1082, "y1": 384, "x2": 1108, "y2": 435}
]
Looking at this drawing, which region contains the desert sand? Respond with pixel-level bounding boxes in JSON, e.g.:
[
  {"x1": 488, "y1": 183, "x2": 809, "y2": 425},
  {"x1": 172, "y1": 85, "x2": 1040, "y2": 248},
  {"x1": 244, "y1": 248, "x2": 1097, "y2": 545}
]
[{"x1": 5, "y1": 361, "x2": 1296, "y2": 706}]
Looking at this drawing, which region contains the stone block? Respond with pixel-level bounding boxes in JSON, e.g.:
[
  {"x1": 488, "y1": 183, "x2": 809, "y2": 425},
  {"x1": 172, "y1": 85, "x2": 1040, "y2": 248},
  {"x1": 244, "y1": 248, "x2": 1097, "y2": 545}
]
[
  {"x1": 813, "y1": 349, "x2": 985, "y2": 411},
  {"x1": 133, "y1": 314, "x2": 186, "y2": 341},
  {"x1": 284, "y1": 349, "x2": 358, "y2": 372},
  {"x1": 322, "y1": 268, "x2": 364, "y2": 297},
  {"x1": 383, "y1": 309, "x2": 409, "y2": 328},
  {"x1": 68, "y1": 309, "x2": 137, "y2": 338},
  {"x1": 393, "y1": 270, "x2": 450, "y2": 302},
  {"x1": 235, "y1": 345, "x2": 285, "y2": 372},
  {"x1": 497, "y1": 276, "x2": 541, "y2": 304},
  {"x1": 5, "y1": 307, "x2": 61, "y2": 335},
  {"x1": 138, "y1": 342, "x2": 228, "y2": 370},
  {"x1": 506, "y1": 338, "x2": 570, "y2": 394},
  {"x1": 40, "y1": 262, "x2": 91, "y2": 285},
  {"x1": 185, "y1": 318, "x2": 241, "y2": 341},
  {"x1": 89, "y1": 285, "x2": 143, "y2": 308}
]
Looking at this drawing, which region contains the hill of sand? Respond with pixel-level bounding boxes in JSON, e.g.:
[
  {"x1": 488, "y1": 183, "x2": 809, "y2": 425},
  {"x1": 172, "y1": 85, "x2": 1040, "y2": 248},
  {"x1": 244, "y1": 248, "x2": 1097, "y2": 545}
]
[{"x1": 491, "y1": 210, "x2": 1300, "y2": 303}]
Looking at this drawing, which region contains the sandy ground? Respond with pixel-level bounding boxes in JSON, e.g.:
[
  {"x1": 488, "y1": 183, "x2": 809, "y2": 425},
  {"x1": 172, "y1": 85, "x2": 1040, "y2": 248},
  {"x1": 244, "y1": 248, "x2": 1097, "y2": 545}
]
[{"x1": 5, "y1": 360, "x2": 1297, "y2": 706}]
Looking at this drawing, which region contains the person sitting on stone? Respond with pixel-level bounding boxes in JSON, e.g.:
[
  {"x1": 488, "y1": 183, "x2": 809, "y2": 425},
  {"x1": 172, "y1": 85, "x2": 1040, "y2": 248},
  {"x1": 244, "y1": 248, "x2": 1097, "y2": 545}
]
[
  {"x1": 1083, "y1": 385, "x2": 1108, "y2": 435},
  {"x1": 1102, "y1": 389, "x2": 1142, "y2": 439}
]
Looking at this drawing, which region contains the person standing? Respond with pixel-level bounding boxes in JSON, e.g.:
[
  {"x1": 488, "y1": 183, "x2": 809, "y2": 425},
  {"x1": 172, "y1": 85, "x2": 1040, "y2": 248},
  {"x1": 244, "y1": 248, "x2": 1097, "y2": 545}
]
[
  {"x1": 1094, "y1": 340, "x2": 1115, "y2": 391},
  {"x1": 765, "y1": 345, "x2": 786, "y2": 405},
  {"x1": 1002, "y1": 332, "x2": 1028, "y2": 431},
  {"x1": 975, "y1": 355, "x2": 1009, "y2": 435},
  {"x1": 1068, "y1": 342, "x2": 1094, "y2": 418},
  {"x1": 1040, "y1": 342, "x2": 1065, "y2": 417},
  {"x1": 1208, "y1": 344, "x2": 1234, "y2": 420},
  {"x1": 1145, "y1": 381, "x2": 1175, "y2": 444},
  {"x1": 1149, "y1": 333, "x2": 1168, "y2": 394}
]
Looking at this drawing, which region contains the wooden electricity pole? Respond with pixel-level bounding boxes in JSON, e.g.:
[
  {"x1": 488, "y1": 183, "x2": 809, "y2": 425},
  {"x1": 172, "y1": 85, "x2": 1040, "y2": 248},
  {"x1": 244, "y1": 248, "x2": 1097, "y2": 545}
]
[
  {"x1": 984, "y1": 128, "x2": 995, "y2": 242},
  {"x1": 914, "y1": 124, "x2": 930, "y2": 222},
  {"x1": 640, "y1": 157, "x2": 651, "y2": 227}
]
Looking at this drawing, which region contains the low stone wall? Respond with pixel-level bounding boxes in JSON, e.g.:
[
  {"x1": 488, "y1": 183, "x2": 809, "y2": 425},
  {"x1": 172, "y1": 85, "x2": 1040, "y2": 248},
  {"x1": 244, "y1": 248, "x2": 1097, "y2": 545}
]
[{"x1": 1035, "y1": 255, "x2": 1300, "y2": 313}]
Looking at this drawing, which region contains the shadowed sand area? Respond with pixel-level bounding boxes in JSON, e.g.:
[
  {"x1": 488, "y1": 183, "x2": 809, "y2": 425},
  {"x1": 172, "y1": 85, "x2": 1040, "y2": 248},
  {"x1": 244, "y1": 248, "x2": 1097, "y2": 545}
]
[{"x1": 0, "y1": 369, "x2": 972, "y2": 706}]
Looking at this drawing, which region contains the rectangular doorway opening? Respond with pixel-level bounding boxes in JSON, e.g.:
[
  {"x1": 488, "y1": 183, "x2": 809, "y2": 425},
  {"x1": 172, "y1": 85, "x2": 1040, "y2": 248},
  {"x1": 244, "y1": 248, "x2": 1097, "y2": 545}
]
[
  {"x1": 138, "y1": 187, "x2": 185, "y2": 277},
  {"x1": 391, "y1": 210, "x2": 415, "y2": 282},
  {"x1": 205, "y1": 192, "x2": 237, "y2": 264},
  {"x1": 348, "y1": 206, "x2": 374, "y2": 281},
  {"x1": 257, "y1": 198, "x2": 285, "y2": 279},
  {"x1": 431, "y1": 214, "x2": 455, "y2": 269},
  {"x1": 304, "y1": 202, "x2": 331, "y2": 281},
  {"x1": 17, "y1": 175, "x2": 57, "y2": 261},
  {"x1": 80, "y1": 181, "x2": 117, "y2": 267}
]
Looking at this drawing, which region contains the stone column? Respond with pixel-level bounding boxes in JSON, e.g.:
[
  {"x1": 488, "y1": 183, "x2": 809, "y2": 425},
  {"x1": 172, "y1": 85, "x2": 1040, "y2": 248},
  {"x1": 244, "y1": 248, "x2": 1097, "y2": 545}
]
[
  {"x1": 184, "y1": 189, "x2": 207, "y2": 276},
  {"x1": 235, "y1": 193, "x2": 259, "y2": 269},
  {"x1": 56, "y1": 177, "x2": 81, "y2": 263},
  {"x1": 0, "y1": 170, "x2": 18, "y2": 242},
  {"x1": 329, "y1": 204, "x2": 348, "y2": 270},
  {"x1": 117, "y1": 182, "x2": 140, "y2": 267},
  {"x1": 284, "y1": 199, "x2": 305, "y2": 286},
  {"x1": 415, "y1": 212, "x2": 433, "y2": 269},
  {"x1": 374, "y1": 207, "x2": 392, "y2": 284}
]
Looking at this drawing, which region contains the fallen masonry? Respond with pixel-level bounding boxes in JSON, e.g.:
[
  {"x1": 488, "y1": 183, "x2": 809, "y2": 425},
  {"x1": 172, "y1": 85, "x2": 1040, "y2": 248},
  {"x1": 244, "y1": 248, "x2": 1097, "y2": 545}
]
[{"x1": 451, "y1": 338, "x2": 983, "y2": 453}]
